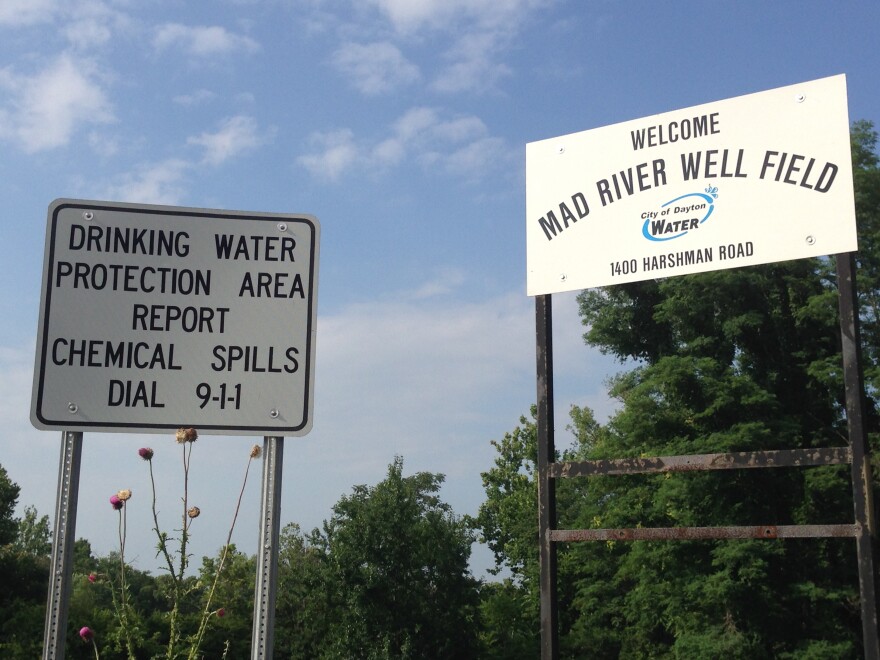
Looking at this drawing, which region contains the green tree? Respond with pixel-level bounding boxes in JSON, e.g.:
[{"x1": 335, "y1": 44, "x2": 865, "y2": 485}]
[
  {"x1": 319, "y1": 457, "x2": 480, "y2": 659},
  {"x1": 274, "y1": 523, "x2": 331, "y2": 659},
  {"x1": 194, "y1": 545, "x2": 255, "y2": 658},
  {"x1": 477, "y1": 579, "x2": 539, "y2": 659},
  {"x1": 475, "y1": 406, "x2": 621, "y2": 657},
  {"x1": 851, "y1": 119, "x2": 880, "y2": 397},
  {"x1": 12, "y1": 505, "x2": 52, "y2": 557},
  {"x1": 0, "y1": 464, "x2": 20, "y2": 545},
  {"x1": 0, "y1": 467, "x2": 50, "y2": 659}
]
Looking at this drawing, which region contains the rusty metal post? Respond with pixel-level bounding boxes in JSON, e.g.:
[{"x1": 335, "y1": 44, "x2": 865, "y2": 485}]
[
  {"x1": 836, "y1": 251, "x2": 880, "y2": 658},
  {"x1": 251, "y1": 436, "x2": 284, "y2": 660},
  {"x1": 43, "y1": 431, "x2": 83, "y2": 660},
  {"x1": 536, "y1": 294, "x2": 559, "y2": 659}
]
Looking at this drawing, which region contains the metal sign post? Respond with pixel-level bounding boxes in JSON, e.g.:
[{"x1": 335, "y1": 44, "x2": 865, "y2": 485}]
[
  {"x1": 251, "y1": 436, "x2": 284, "y2": 659},
  {"x1": 836, "y1": 252, "x2": 880, "y2": 657},
  {"x1": 42, "y1": 431, "x2": 83, "y2": 660},
  {"x1": 535, "y1": 295, "x2": 558, "y2": 659}
]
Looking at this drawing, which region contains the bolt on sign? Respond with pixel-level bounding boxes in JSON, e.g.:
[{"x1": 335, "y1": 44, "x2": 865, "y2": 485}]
[
  {"x1": 526, "y1": 74, "x2": 856, "y2": 295},
  {"x1": 30, "y1": 200, "x2": 320, "y2": 436}
]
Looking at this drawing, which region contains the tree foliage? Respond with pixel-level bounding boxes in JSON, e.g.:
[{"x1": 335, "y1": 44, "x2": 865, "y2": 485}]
[
  {"x1": 5, "y1": 456, "x2": 482, "y2": 659},
  {"x1": 319, "y1": 456, "x2": 481, "y2": 659},
  {"x1": 0, "y1": 465, "x2": 50, "y2": 659}
]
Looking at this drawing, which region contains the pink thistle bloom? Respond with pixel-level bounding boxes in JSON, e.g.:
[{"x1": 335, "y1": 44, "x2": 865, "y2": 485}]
[
  {"x1": 138, "y1": 447, "x2": 154, "y2": 460},
  {"x1": 88, "y1": 573, "x2": 96, "y2": 583},
  {"x1": 109, "y1": 494, "x2": 123, "y2": 510},
  {"x1": 79, "y1": 626, "x2": 94, "y2": 642},
  {"x1": 216, "y1": 608, "x2": 226, "y2": 618}
]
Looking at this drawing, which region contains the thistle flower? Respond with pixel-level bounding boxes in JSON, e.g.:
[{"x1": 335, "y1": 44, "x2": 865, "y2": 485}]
[
  {"x1": 138, "y1": 447, "x2": 154, "y2": 460},
  {"x1": 176, "y1": 427, "x2": 198, "y2": 443},
  {"x1": 216, "y1": 608, "x2": 226, "y2": 618},
  {"x1": 187, "y1": 506, "x2": 201, "y2": 519},
  {"x1": 109, "y1": 494, "x2": 123, "y2": 510},
  {"x1": 88, "y1": 573, "x2": 96, "y2": 583},
  {"x1": 117, "y1": 489, "x2": 132, "y2": 501},
  {"x1": 250, "y1": 444, "x2": 262, "y2": 458},
  {"x1": 79, "y1": 626, "x2": 94, "y2": 642}
]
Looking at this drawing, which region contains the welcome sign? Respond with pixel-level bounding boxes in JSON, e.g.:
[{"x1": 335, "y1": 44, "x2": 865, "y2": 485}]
[{"x1": 526, "y1": 75, "x2": 856, "y2": 295}]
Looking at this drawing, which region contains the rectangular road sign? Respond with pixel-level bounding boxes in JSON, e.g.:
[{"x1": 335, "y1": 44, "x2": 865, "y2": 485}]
[
  {"x1": 526, "y1": 75, "x2": 856, "y2": 295},
  {"x1": 31, "y1": 200, "x2": 320, "y2": 436}
]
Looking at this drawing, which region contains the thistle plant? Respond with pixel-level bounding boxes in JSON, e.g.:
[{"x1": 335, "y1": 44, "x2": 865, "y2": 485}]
[
  {"x1": 80, "y1": 428, "x2": 261, "y2": 659},
  {"x1": 108, "y1": 488, "x2": 137, "y2": 659},
  {"x1": 79, "y1": 626, "x2": 99, "y2": 659}
]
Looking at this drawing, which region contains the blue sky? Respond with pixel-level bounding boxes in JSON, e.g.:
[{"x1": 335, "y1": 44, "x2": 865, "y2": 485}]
[{"x1": 1, "y1": 0, "x2": 879, "y2": 579}]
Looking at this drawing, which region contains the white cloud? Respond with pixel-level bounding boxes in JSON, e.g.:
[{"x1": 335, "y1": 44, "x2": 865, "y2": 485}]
[
  {"x1": 0, "y1": 54, "x2": 114, "y2": 152},
  {"x1": 289, "y1": 0, "x2": 550, "y2": 96},
  {"x1": 101, "y1": 159, "x2": 191, "y2": 205},
  {"x1": 430, "y1": 115, "x2": 488, "y2": 143},
  {"x1": 63, "y1": 17, "x2": 113, "y2": 47},
  {"x1": 332, "y1": 41, "x2": 420, "y2": 95},
  {"x1": 87, "y1": 130, "x2": 119, "y2": 157},
  {"x1": 297, "y1": 129, "x2": 360, "y2": 180},
  {"x1": 431, "y1": 32, "x2": 512, "y2": 94},
  {"x1": 61, "y1": 1, "x2": 133, "y2": 50},
  {"x1": 434, "y1": 136, "x2": 508, "y2": 176},
  {"x1": 174, "y1": 89, "x2": 218, "y2": 106},
  {"x1": 363, "y1": 0, "x2": 459, "y2": 33},
  {"x1": 393, "y1": 106, "x2": 440, "y2": 140},
  {"x1": 407, "y1": 268, "x2": 467, "y2": 299},
  {"x1": 0, "y1": 0, "x2": 59, "y2": 26},
  {"x1": 187, "y1": 115, "x2": 267, "y2": 165},
  {"x1": 344, "y1": 0, "x2": 549, "y2": 95},
  {"x1": 153, "y1": 23, "x2": 260, "y2": 57},
  {"x1": 0, "y1": 0, "x2": 130, "y2": 46},
  {"x1": 299, "y1": 107, "x2": 510, "y2": 181},
  {"x1": 366, "y1": 0, "x2": 548, "y2": 34}
]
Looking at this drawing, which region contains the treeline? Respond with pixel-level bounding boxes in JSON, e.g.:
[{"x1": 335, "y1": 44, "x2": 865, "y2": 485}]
[
  {"x1": 3, "y1": 121, "x2": 880, "y2": 658},
  {"x1": 1, "y1": 457, "x2": 491, "y2": 659}
]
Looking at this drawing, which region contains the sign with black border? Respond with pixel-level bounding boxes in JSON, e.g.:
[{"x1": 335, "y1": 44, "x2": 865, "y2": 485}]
[{"x1": 31, "y1": 199, "x2": 320, "y2": 436}]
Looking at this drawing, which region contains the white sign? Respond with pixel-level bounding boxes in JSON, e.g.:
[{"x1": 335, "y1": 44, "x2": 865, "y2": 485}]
[
  {"x1": 31, "y1": 200, "x2": 320, "y2": 436},
  {"x1": 526, "y1": 75, "x2": 857, "y2": 295}
]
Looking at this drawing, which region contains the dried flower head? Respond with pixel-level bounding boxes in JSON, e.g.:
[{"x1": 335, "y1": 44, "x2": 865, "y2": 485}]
[
  {"x1": 79, "y1": 626, "x2": 94, "y2": 642},
  {"x1": 138, "y1": 447, "x2": 154, "y2": 460},
  {"x1": 187, "y1": 506, "x2": 201, "y2": 519},
  {"x1": 176, "y1": 427, "x2": 198, "y2": 443},
  {"x1": 109, "y1": 494, "x2": 123, "y2": 510},
  {"x1": 250, "y1": 444, "x2": 262, "y2": 459},
  {"x1": 116, "y1": 489, "x2": 132, "y2": 501}
]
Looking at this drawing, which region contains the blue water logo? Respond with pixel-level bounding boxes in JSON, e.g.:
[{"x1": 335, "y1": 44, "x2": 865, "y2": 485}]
[{"x1": 641, "y1": 187, "x2": 718, "y2": 242}]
